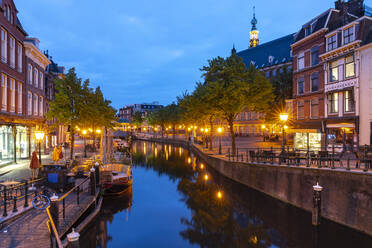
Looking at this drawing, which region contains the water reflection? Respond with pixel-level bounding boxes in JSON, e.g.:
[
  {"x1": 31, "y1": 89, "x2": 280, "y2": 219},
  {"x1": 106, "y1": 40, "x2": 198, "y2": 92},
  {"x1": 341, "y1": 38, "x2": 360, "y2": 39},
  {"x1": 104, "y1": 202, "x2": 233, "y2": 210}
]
[{"x1": 82, "y1": 141, "x2": 372, "y2": 248}]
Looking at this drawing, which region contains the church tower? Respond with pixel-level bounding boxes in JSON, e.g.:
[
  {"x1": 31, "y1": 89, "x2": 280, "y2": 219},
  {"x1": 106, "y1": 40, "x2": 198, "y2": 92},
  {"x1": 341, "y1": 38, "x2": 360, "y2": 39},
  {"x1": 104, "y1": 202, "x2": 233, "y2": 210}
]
[{"x1": 249, "y1": 7, "x2": 259, "y2": 48}]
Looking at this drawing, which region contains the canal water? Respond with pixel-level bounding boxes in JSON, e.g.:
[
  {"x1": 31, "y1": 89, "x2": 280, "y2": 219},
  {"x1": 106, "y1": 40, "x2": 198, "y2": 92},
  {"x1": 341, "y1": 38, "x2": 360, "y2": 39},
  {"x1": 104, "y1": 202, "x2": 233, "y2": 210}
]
[{"x1": 81, "y1": 141, "x2": 372, "y2": 248}]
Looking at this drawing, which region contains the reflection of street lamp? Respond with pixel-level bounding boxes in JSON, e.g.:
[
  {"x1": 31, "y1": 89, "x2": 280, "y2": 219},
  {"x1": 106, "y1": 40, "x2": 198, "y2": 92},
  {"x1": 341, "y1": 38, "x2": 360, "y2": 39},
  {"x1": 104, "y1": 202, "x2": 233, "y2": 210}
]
[
  {"x1": 35, "y1": 130, "x2": 45, "y2": 166},
  {"x1": 204, "y1": 174, "x2": 209, "y2": 181},
  {"x1": 279, "y1": 113, "x2": 289, "y2": 149},
  {"x1": 217, "y1": 190, "x2": 223, "y2": 199},
  {"x1": 217, "y1": 127, "x2": 222, "y2": 155},
  {"x1": 82, "y1": 129, "x2": 87, "y2": 158}
]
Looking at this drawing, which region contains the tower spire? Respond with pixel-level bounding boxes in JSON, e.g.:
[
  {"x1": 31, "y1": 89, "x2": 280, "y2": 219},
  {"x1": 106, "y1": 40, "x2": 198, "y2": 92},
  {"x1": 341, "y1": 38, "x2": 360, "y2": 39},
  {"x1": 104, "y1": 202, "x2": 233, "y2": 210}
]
[
  {"x1": 249, "y1": 6, "x2": 259, "y2": 48},
  {"x1": 231, "y1": 43, "x2": 236, "y2": 55}
]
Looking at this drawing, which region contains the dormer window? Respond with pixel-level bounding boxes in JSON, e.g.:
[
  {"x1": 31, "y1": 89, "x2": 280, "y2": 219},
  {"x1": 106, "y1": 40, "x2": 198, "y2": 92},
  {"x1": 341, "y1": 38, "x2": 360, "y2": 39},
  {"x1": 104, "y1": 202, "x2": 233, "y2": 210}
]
[
  {"x1": 305, "y1": 26, "x2": 311, "y2": 37},
  {"x1": 343, "y1": 26, "x2": 354, "y2": 45},
  {"x1": 268, "y1": 56, "x2": 274, "y2": 63},
  {"x1": 327, "y1": 35, "x2": 337, "y2": 51}
]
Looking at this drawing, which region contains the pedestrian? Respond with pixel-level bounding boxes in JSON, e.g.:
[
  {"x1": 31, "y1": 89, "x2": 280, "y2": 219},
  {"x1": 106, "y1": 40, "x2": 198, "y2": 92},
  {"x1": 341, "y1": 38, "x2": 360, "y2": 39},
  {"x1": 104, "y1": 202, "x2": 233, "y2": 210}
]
[
  {"x1": 58, "y1": 145, "x2": 63, "y2": 160},
  {"x1": 30, "y1": 150, "x2": 39, "y2": 180},
  {"x1": 52, "y1": 146, "x2": 59, "y2": 164}
]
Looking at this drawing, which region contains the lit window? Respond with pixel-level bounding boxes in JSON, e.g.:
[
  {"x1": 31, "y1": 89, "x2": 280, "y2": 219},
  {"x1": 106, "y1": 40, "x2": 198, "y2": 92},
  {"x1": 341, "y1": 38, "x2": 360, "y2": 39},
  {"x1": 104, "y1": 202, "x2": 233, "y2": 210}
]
[
  {"x1": 298, "y1": 52, "x2": 305, "y2": 70},
  {"x1": 328, "y1": 35, "x2": 337, "y2": 51},
  {"x1": 311, "y1": 46, "x2": 319, "y2": 66},
  {"x1": 343, "y1": 26, "x2": 354, "y2": 45},
  {"x1": 328, "y1": 93, "x2": 338, "y2": 113},
  {"x1": 39, "y1": 96, "x2": 43, "y2": 116},
  {"x1": 27, "y1": 92, "x2": 32, "y2": 115},
  {"x1": 10, "y1": 78, "x2": 15, "y2": 112},
  {"x1": 329, "y1": 61, "x2": 339, "y2": 82},
  {"x1": 311, "y1": 73, "x2": 319, "y2": 92},
  {"x1": 1, "y1": 74, "x2": 7, "y2": 111},
  {"x1": 298, "y1": 77, "x2": 304, "y2": 95},
  {"x1": 18, "y1": 82, "x2": 22, "y2": 114},
  {"x1": 345, "y1": 55, "x2": 355, "y2": 78},
  {"x1": 344, "y1": 90, "x2": 354, "y2": 112},
  {"x1": 33, "y1": 94, "x2": 38, "y2": 116},
  {"x1": 1, "y1": 28, "x2": 7, "y2": 63}
]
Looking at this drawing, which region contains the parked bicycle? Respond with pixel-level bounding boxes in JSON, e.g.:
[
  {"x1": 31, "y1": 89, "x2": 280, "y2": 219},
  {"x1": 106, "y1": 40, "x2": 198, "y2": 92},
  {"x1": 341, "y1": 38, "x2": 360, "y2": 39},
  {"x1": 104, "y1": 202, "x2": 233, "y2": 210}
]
[{"x1": 32, "y1": 188, "x2": 53, "y2": 210}]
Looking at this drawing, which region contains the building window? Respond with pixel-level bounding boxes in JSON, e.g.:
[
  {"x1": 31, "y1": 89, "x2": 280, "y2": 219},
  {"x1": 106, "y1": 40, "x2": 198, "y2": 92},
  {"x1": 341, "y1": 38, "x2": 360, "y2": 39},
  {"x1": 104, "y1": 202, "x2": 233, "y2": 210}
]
[
  {"x1": 298, "y1": 77, "x2": 304, "y2": 95},
  {"x1": 27, "y1": 64, "x2": 32, "y2": 84},
  {"x1": 298, "y1": 52, "x2": 305, "y2": 70},
  {"x1": 305, "y1": 26, "x2": 311, "y2": 36},
  {"x1": 17, "y1": 43, "x2": 22, "y2": 73},
  {"x1": 33, "y1": 68, "x2": 38, "y2": 87},
  {"x1": 328, "y1": 92, "x2": 338, "y2": 113},
  {"x1": 1, "y1": 74, "x2": 7, "y2": 111},
  {"x1": 297, "y1": 101, "x2": 305, "y2": 120},
  {"x1": 39, "y1": 72, "x2": 43, "y2": 90},
  {"x1": 39, "y1": 96, "x2": 43, "y2": 116},
  {"x1": 329, "y1": 61, "x2": 338, "y2": 82},
  {"x1": 27, "y1": 92, "x2": 32, "y2": 116},
  {"x1": 310, "y1": 98, "x2": 319, "y2": 119},
  {"x1": 265, "y1": 71, "x2": 270, "y2": 78},
  {"x1": 1, "y1": 28, "x2": 7, "y2": 63},
  {"x1": 328, "y1": 35, "x2": 337, "y2": 51},
  {"x1": 311, "y1": 73, "x2": 319, "y2": 92},
  {"x1": 9, "y1": 36, "x2": 15, "y2": 68},
  {"x1": 10, "y1": 78, "x2": 15, "y2": 112},
  {"x1": 272, "y1": 69, "x2": 277, "y2": 77},
  {"x1": 343, "y1": 26, "x2": 354, "y2": 45},
  {"x1": 311, "y1": 46, "x2": 319, "y2": 66},
  {"x1": 33, "y1": 94, "x2": 38, "y2": 116},
  {"x1": 18, "y1": 82, "x2": 22, "y2": 114},
  {"x1": 345, "y1": 55, "x2": 355, "y2": 78},
  {"x1": 344, "y1": 90, "x2": 354, "y2": 112}
]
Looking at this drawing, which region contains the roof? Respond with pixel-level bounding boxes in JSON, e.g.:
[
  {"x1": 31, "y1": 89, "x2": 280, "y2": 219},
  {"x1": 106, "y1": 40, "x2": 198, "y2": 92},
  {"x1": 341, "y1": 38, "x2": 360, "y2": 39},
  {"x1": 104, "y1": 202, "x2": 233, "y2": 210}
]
[
  {"x1": 294, "y1": 9, "x2": 331, "y2": 42},
  {"x1": 236, "y1": 33, "x2": 294, "y2": 69}
]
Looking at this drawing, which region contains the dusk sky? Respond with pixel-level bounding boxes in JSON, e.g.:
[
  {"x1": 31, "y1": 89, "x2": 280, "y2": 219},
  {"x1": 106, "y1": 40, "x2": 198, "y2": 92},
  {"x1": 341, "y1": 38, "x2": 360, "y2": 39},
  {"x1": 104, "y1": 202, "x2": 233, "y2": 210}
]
[{"x1": 15, "y1": 0, "x2": 372, "y2": 109}]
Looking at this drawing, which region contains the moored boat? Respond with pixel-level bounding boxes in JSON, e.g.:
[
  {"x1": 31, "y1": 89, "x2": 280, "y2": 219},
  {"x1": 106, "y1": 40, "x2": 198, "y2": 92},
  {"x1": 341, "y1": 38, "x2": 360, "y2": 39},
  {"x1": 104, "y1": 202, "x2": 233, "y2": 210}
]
[{"x1": 101, "y1": 163, "x2": 133, "y2": 196}]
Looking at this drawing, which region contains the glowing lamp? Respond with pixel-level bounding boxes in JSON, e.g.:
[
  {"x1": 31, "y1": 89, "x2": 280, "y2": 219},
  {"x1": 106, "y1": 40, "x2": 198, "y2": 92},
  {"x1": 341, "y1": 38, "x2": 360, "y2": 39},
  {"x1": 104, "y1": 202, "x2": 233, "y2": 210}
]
[
  {"x1": 82, "y1": 130, "x2": 87, "y2": 135},
  {"x1": 280, "y1": 113, "x2": 289, "y2": 122},
  {"x1": 34, "y1": 131, "x2": 45, "y2": 141}
]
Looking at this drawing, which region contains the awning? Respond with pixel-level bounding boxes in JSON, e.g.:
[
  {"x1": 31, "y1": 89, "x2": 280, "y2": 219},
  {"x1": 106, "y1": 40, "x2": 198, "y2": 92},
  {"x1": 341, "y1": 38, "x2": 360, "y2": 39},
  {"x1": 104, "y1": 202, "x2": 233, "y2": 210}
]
[
  {"x1": 291, "y1": 129, "x2": 320, "y2": 133},
  {"x1": 326, "y1": 123, "x2": 355, "y2": 128}
]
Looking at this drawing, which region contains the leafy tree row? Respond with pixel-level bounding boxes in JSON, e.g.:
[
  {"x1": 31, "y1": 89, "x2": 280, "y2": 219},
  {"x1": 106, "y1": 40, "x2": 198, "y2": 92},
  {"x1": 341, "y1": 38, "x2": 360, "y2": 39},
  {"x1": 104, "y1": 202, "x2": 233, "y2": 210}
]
[
  {"x1": 46, "y1": 68, "x2": 117, "y2": 159},
  {"x1": 145, "y1": 52, "x2": 289, "y2": 151}
]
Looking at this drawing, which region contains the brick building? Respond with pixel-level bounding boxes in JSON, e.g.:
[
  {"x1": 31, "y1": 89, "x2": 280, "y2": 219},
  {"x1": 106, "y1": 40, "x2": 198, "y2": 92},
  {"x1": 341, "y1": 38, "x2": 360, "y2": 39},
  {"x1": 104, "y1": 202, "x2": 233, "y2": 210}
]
[{"x1": 291, "y1": 0, "x2": 370, "y2": 150}]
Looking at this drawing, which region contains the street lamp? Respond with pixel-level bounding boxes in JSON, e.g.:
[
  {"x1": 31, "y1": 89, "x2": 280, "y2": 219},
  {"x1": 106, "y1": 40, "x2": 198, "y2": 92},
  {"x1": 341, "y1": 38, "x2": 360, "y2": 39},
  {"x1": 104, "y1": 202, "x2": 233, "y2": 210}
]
[
  {"x1": 279, "y1": 113, "x2": 289, "y2": 150},
  {"x1": 35, "y1": 130, "x2": 45, "y2": 166},
  {"x1": 82, "y1": 129, "x2": 87, "y2": 158},
  {"x1": 217, "y1": 127, "x2": 223, "y2": 155}
]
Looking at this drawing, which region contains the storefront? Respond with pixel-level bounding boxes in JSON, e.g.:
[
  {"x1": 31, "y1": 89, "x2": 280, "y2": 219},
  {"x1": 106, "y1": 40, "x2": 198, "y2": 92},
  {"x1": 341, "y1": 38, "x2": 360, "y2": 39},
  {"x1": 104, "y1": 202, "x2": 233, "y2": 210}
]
[
  {"x1": 294, "y1": 129, "x2": 322, "y2": 151},
  {"x1": 326, "y1": 123, "x2": 357, "y2": 151},
  {"x1": 0, "y1": 125, "x2": 15, "y2": 164}
]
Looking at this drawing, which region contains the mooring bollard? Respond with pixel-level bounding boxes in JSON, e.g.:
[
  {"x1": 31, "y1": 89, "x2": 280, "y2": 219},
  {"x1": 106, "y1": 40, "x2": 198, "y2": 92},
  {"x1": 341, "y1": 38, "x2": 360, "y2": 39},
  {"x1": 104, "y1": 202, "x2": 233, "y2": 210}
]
[
  {"x1": 13, "y1": 196, "x2": 18, "y2": 213},
  {"x1": 312, "y1": 182, "x2": 323, "y2": 226},
  {"x1": 95, "y1": 162, "x2": 100, "y2": 185},
  {"x1": 90, "y1": 168, "x2": 96, "y2": 196},
  {"x1": 24, "y1": 180, "x2": 29, "y2": 208},
  {"x1": 67, "y1": 228, "x2": 80, "y2": 248},
  {"x1": 50, "y1": 194, "x2": 59, "y2": 232}
]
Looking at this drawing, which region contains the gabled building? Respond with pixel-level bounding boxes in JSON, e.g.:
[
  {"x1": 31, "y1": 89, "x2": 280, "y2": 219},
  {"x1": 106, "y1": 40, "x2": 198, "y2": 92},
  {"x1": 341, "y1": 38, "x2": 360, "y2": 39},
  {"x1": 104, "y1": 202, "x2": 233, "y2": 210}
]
[
  {"x1": 234, "y1": 10, "x2": 294, "y2": 136},
  {"x1": 291, "y1": 0, "x2": 369, "y2": 151}
]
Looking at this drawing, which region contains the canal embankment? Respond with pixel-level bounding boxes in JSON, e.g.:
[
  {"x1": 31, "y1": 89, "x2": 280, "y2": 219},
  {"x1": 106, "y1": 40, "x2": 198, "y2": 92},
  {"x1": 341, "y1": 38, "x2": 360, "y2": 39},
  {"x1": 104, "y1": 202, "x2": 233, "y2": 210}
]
[{"x1": 135, "y1": 136, "x2": 372, "y2": 236}]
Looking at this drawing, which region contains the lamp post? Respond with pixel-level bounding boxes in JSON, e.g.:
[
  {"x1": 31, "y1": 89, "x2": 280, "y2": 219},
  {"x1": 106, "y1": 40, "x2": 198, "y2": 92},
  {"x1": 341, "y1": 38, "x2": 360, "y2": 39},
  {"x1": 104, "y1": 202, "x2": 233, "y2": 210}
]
[
  {"x1": 34, "y1": 130, "x2": 45, "y2": 166},
  {"x1": 82, "y1": 129, "x2": 87, "y2": 158},
  {"x1": 205, "y1": 128, "x2": 209, "y2": 149},
  {"x1": 279, "y1": 113, "x2": 289, "y2": 150},
  {"x1": 218, "y1": 127, "x2": 222, "y2": 155}
]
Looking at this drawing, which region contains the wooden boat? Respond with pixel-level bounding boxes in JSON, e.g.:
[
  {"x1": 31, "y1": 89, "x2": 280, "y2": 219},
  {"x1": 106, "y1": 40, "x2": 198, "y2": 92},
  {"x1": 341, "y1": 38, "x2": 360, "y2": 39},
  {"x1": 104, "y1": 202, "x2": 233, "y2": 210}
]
[{"x1": 100, "y1": 163, "x2": 133, "y2": 197}]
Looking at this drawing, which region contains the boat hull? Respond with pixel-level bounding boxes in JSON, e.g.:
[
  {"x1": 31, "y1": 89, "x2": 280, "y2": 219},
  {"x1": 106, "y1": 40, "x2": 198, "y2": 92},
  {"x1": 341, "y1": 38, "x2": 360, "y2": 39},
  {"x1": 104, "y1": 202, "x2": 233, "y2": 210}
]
[{"x1": 103, "y1": 179, "x2": 133, "y2": 197}]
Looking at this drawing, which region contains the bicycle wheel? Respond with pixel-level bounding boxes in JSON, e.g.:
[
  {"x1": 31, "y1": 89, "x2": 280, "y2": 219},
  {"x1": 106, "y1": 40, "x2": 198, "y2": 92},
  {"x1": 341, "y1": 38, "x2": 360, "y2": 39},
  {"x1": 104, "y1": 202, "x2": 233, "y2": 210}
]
[{"x1": 32, "y1": 195, "x2": 50, "y2": 210}]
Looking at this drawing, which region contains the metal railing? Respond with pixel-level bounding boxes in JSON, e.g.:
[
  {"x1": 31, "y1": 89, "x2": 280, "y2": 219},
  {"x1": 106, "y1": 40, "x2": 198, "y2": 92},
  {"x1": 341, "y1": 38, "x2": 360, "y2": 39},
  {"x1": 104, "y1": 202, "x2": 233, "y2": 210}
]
[
  {"x1": 0, "y1": 178, "x2": 45, "y2": 218},
  {"x1": 46, "y1": 206, "x2": 63, "y2": 248},
  {"x1": 225, "y1": 146, "x2": 372, "y2": 172}
]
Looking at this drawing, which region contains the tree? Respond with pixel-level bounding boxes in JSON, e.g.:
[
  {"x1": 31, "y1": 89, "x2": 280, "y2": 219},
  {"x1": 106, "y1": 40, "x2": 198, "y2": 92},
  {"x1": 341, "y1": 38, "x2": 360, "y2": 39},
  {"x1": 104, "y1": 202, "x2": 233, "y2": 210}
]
[
  {"x1": 131, "y1": 112, "x2": 144, "y2": 127},
  {"x1": 46, "y1": 68, "x2": 85, "y2": 159},
  {"x1": 201, "y1": 54, "x2": 274, "y2": 152}
]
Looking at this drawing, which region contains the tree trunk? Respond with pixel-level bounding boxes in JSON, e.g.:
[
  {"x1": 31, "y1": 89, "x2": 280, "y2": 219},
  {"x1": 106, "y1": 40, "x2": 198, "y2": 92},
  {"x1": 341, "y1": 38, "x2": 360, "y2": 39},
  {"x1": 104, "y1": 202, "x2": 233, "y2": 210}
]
[
  {"x1": 229, "y1": 119, "x2": 235, "y2": 153},
  {"x1": 70, "y1": 129, "x2": 75, "y2": 160},
  {"x1": 173, "y1": 124, "x2": 176, "y2": 140},
  {"x1": 209, "y1": 119, "x2": 214, "y2": 151}
]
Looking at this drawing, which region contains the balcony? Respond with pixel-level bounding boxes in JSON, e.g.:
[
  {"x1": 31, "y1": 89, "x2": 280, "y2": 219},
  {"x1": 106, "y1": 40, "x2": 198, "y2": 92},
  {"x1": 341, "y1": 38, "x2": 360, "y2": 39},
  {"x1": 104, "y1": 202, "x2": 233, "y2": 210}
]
[{"x1": 325, "y1": 77, "x2": 358, "y2": 93}]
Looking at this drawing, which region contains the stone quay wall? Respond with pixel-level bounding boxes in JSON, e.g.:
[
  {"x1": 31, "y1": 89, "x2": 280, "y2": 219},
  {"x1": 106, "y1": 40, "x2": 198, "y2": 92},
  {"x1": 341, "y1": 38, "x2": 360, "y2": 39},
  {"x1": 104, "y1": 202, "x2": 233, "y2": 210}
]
[{"x1": 135, "y1": 137, "x2": 372, "y2": 236}]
